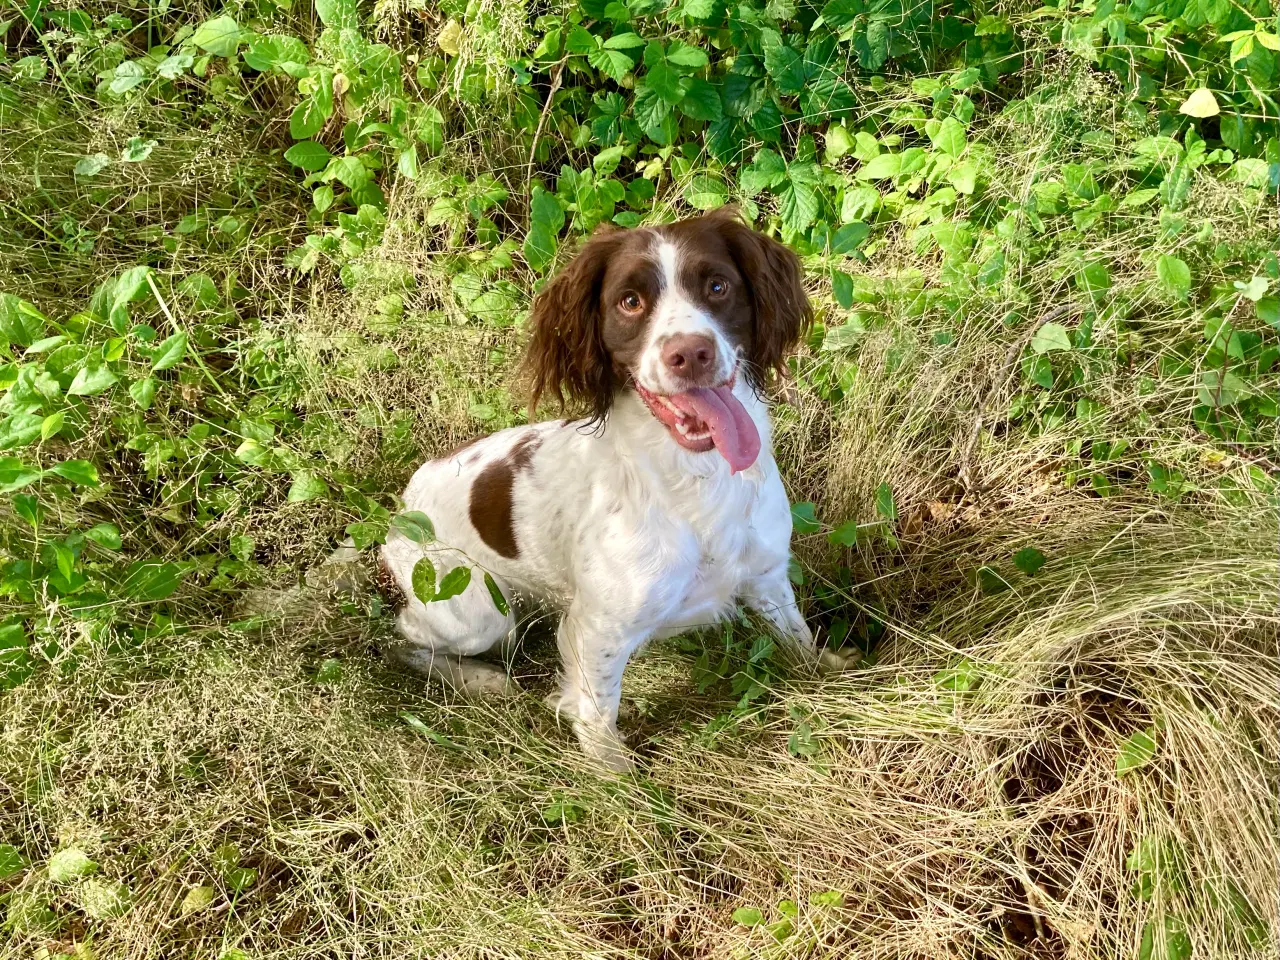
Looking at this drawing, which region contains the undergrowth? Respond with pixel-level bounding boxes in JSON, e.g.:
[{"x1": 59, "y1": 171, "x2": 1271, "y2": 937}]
[{"x1": 0, "y1": 0, "x2": 1277, "y2": 956}]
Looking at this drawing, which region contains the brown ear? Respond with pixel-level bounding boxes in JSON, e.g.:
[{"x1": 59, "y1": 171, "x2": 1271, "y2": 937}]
[
  {"x1": 523, "y1": 227, "x2": 623, "y2": 422},
  {"x1": 710, "y1": 207, "x2": 813, "y2": 391}
]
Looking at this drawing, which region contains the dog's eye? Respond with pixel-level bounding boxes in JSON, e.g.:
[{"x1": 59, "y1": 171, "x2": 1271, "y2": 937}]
[
  {"x1": 619, "y1": 292, "x2": 644, "y2": 314},
  {"x1": 708, "y1": 278, "x2": 729, "y2": 298}
]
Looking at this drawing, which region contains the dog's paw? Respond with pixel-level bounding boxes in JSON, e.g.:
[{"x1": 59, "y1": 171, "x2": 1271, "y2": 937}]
[
  {"x1": 573, "y1": 721, "x2": 636, "y2": 774},
  {"x1": 818, "y1": 647, "x2": 858, "y2": 672},
  {"x1": 454, "y1": 661, "x2": 521, "y2": 698}
]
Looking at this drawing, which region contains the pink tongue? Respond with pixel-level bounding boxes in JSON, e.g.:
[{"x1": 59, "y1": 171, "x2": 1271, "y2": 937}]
[{"x1": 669, "y1": 385, "x2": 761, "y2": 473}]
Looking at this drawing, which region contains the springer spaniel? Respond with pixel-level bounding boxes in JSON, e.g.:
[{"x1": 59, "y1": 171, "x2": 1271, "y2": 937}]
[{"x1": 379, "y1": 207, "x2": 815, "y2": 770}]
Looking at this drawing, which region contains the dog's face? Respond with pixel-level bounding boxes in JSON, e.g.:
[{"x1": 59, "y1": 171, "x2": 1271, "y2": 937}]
[{"x1": 524, "y1": 207, "x2": 812, "y2": 469}]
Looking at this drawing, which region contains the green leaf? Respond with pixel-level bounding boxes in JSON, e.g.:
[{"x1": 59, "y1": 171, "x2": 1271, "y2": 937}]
[
  {"x1": 48, "y1": 459, "x2": 100, "y2": 486},
  {"x1": 129, "y1": 377, "x2": 156, "y2": 410},
  {"x1": 828, "y1": 520, "x2": 858, "y2": 546},
  {"x1": 0, "y1": 844, "x2": 24, "y2": 880},
  {"x1": 1117, "y1": 726, "x2": 1158, "y2": 776},
  {"x1": 391, "y1": 510, "x2": 436, "y2": 543},
  {"x1": 84, "y1": 523, "x2": 122, "y2": 550},
  {"x1": 434, "y1": 566, "x2": 472, "y2": 602},
  {"x1": 830, "y1": 222, "x2": 869, "y2": 254},
  {"x1": 791, "y1": 501, "x2": 820, "y2": 534},
  {"x1": 290, "y1": 96, "x2": 328, "y2": 139},
  {"x1": 74, "y1": 153, "x2": 110, "y2": 177},
  {"x1": 820, "y1": 0, "x2": 860, "y2": 29},
  {"x1": 779, "y1": 165, "x2": 822, "y2": 233},
  {"x1": 49, "y1": 848, "x2": 98, "y2": 883},
  {"x1": 666, "y1": 41, "x2": 708, "y2": 69},
  {"x1": 684, "y1": 174, "x2": 727, "y2": 210},
  {"x1": 1031, "y1": 322, "x2": 1072, "y2": 354},
  {"x1": 286, "y1": 470, "x2": 329, "y2": 502},
  {"x1": 856, "y1": 153, "x2": 901, "y2": 180},
  {"x1": 1013, "y1": 547, "x2": 1046, "y2": 576},
  {"x1": 399, "y1": 711, "x2": 463, "y2": 749},
  {"x1": 315, "y1": 0, "x2": 359, "y2": 29},
  {"x1": 181, "y1": 885, "x2": 215, "y2": 916},
  {"x1": 733, "y1": 906, "x2": 763, "y2": 927},
  {"x1": 875, "y1": 482, "x2": 897, "y2": 520},
  {"x1": 192, "y1": 15, "x2": 240, "y2": 57},
  {"x1": 484, "y1": 571, "x2": 509, "y2": 616},
  {"x1": 1234, "y1": 275, "x2": 1269, "y2": 301},
  {"x1": 1139, "y1": 914, "x2": 1192, "y2": 960},
  {"x1": 929, "y1": 117, "x2": 966, "y2": 157},
  {"x1": 588, "y1": 46, "x2": 633, "y2": 83},
  {"x1": 678, "y1": 77, "x2": 722, "y2": 121},
  {"x1": 1155, "y1": 255, "x2": 1191, "y2": 301},
  {"x1": 122, "y1": 561, "x2": 183, "y2": 600},
  {"x1": 0, "y1": 458, "x2": 42, "y2": 494},
  {"x1": 284, "y1": 140, "x2": 333, "y2": 171},
  {"x1": 1077, "y1": 261, "x2": 1111, "y2": 298},
  {"x1": 411, "y1": 557, "x2": 436, "y2": 603},
  {"x1": 79, "y1": 879, "x2": 132, "y2": 920},
  {"x1": 151, "y1": 331, "x2": 188, "y2": 371},
  {"x1": 831, "y1": 270, "x2": 854, "y2": 308},
  {"x1": 40, "y1": 411, "x2": 64, "y2": 440}
]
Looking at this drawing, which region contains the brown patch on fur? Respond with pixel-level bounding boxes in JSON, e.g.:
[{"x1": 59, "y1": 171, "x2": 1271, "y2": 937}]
[
  {"x1": 373, "y1": 556, "x2": 407, "y2": 611},
  {"x1": 469, "y1": 432, "x2": 542, "y2": 559}
]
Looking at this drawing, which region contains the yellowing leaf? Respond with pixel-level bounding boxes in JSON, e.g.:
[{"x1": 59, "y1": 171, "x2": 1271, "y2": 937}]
[
  {"x1": 1178, "y1": 88, "x2": 1219, "y2": 118},
  {"x1": 437, "y1": 20, "x2": 462, "y2": 57}
]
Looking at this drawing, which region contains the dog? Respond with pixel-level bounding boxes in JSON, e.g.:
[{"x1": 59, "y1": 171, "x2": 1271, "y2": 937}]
[{"x1": 378, "y1": 206, "x2": 815, "y2": 770}]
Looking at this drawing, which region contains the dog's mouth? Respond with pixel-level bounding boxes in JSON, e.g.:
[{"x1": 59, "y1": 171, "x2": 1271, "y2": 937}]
[{"x1": 634, "y1": 372, "x2": 761, "y2": 473}]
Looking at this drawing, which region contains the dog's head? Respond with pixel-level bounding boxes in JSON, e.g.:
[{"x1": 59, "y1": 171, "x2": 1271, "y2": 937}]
[{"x1": 523, "y1": 206, "x2": 812, "y2": 470}]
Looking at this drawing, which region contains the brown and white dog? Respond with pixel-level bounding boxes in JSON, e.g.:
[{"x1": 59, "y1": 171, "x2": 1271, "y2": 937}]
[{"x1": 379, "y1": 207, "x2": 814, "y2": 770}]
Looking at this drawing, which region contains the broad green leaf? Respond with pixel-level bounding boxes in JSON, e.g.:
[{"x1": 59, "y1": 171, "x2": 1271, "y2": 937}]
[
  {"x1": 40, "y1": 412, "x2": 64, "y2": 440},
  {"x1": 391, "y1": 510, "x2": 436, "y2": 543},
  {"x1": 856, "y1": 153, "x2": 901, "y2": 180},
  {"x1": 286, "y1": 470, "x2": 329, "y2": 502},
  {"x1": 589, "y1": 46, "x2": 633, "y2": 83},
  {"x1": 930, "y1": 117, "x2": 966, "y2": 157},
  {"x1": 84, "y1": 523, "x2": 122, "y2": 550},
  {"x1": 1013, "y1": 546, "x2": 1046, "y2": 576},
  {"x1": 828, "y1": 520, "x2": 858, "y2": 546},
  {"x1": 484, "y1": 571, "x2": 509, "y2": 615},
  {"x1": 830, "y1": 222, "x2": 869, "y2": 254},
  {"x1": 121, "y1": 137, "x2": 156, "y2": 163},
  {"x1": 0, "y1": 458, "x2": 42, "y2": 493},
  {"x1": 192, "y1": 15, "x2": 240, "y2": 57},
  {"x1": 151, "y1": 331, "x2": 188, "y2": 371},
  {"x1": 831, "y1": 270, "x2": 854, "y2": 308},
  {"x1": 1031, "y1": 322, "x2": 1072, "y2": 354},
  {"x1": 875, "y1": 482, "x2": 897, "y2": 520},
  {"x1": 733, "y1": 906, "x2": 764, "y2": 926},
  {"x1": 49, "y1": 848, "x2": 98, "y2": 883},
  {"x1": 74, "y1": 153, "x2": 110, "y2": 177},
  {"x1": 284, "y1": 140, "x2": 332, "y2": 171},
  {"x1": 678, "y1": 77, "x2": 722, "y2": 121},
  {"x1": 122, "y1": 561, "x2": 183, "y2": 600},
  {"x1": 109, "y1": 60, "x2": 146, "y2": 95},
  {"x1": 78, "y1": 879, "x2": 132, "y2": 920},
  {"x1": 434, "y1": 565, "x2": 472, "y2": 601},
  {"x1": 129, "y1": 377, "x2": 156, "y2": 410},
  {"x1": 181, "y1": 885, "x2": 215, "y2": 915},
  {"x1": 315, "y1": 0, "x2": 358, "y2": 29},
  {"x1": 1155, "y1": 255, "x2": 1191, "y2": 301},
  {"x1": 684, "y1": 174, "x2": 727, "y2": 210},
  {"x1": 411, "y1": 557, "x2": 436, "y2": 603},
  {"x1": 68, "y1": 365, "x2": 118, "y2": 396},
  {"x1": 791, "y1": 501, "x2": 820, "y2": 534},
  {"x1": 0, "y1": 844, "x2": 24, "y2": 880},
  {"x1": 666, "y1": 41, "x2": 708, "y2": 69},
  {"x1": 290, "y1": 96, "x2": 328, "y2": 139},
  {"x1": 1117, "y1": 726, "x2": 1158, "y2": 776},
  {"x1": 1178, "y1": 88, "x2": 1218, "y2": 118},
  {"x1": 1234, "y1": 275, "x2": 1268, "y2": 301},
  {"x1": 48, "y1": 459, "x2": 99, "y2": 486}
]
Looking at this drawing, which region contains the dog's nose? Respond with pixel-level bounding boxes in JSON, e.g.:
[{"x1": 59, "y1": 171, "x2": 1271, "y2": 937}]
[{"x1": 661, "y1": 334, "x2": 716, "y2": 381}]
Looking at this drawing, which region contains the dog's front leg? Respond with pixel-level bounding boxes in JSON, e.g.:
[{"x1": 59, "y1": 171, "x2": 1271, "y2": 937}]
[
  {"x1": 547, "y1": 603, "x2": 648, "y2": 772},
  {"x1": 741, "y1": 563, "x2": 814, "y2": 651}
]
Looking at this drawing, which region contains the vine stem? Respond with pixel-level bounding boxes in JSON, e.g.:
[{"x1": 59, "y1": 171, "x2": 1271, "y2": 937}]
[{"x1": 526, "y1": 59, "x2": 567, "y2": 193}]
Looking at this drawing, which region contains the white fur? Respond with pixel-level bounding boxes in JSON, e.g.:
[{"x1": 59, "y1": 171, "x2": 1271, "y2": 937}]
[{"x1": 379, "y1": 379, "x2": 810, "y2": 772}]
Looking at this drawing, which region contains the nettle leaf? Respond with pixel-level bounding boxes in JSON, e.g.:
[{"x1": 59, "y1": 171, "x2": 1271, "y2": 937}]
[
  {"x1": 678, "y1": 77, "x2": 722, "y2": 121},
  {"x1": 284, "y1": 140, "x2": 332, "y2": 171},
  {"x1": 821, "y1": 0, "x2": 861, "y2": 30},
  {"x1": 740, "y1": 148, "x2": 787, "y2": 196},
  {"x1": 1031, "y1": 322, "x2": 1072, "y2": 354},
  {"x1": 684, "y1": 174, "x2": 727, "y2": 210},
  {"x1": 191, "y1": 15, "x2": 240, "y2": 57},
  {"x1": 588, "y1": 46, "x2": 633, "y2": 82},
  {"x1": 633, "y1": 84, "x2": 674, "y2": 138},
  {"x1": 779, "y1": 163, "x2": 822, "y2": 233}
]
